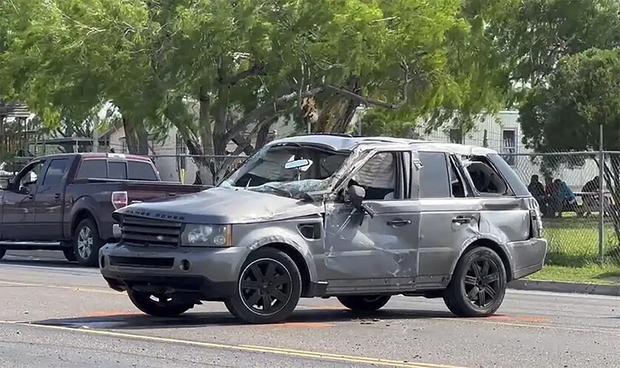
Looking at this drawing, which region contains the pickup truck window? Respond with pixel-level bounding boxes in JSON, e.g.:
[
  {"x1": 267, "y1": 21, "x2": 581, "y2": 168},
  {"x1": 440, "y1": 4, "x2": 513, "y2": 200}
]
[
  {"x1": 43, "y1": 159, "x2": 70, "y2": 186},
  {"x1": 128, "y1": 161, "x2": 158, "y2": 181},
  {"x1": 108, "y1": 161, "x2": 127, "y2": 180},
  {"x1": 76, "y1": 159, "x2": 107, "y2": 179},
  {"x1": 418, "y1": 152, "x2": 450, "y2": 198}
]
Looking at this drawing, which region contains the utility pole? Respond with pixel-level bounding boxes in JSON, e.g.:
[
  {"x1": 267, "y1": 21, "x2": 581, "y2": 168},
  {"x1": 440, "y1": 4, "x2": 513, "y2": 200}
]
[{"x1": 598, "y1": 124, "x2": 605, "y2": 263}]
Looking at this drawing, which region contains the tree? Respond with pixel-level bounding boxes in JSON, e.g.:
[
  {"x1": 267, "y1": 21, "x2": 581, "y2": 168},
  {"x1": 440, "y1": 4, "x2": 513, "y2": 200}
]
[
  {"x1": 150, "y1": 0, "x2": 472, "y2": 182},
  {"x1": 520, "y1": 48, "x2": 620, "y2": 242},
  {"x1": 0, "y1": 0, "x2": 162, "y2": 154}
]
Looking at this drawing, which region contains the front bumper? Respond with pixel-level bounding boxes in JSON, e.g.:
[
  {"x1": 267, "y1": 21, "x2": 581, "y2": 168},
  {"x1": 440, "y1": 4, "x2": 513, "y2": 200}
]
[
  {"x1": 99, "y1": 243, "x2": 250, "y2": 300},
  {"x1": 510, "y1": 238, "x2": 548, "y2": 279}
]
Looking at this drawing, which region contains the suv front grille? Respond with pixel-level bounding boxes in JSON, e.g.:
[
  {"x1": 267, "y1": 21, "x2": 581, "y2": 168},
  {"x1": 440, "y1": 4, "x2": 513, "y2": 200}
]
[{"x1": 121, "y1": 215, "x2": 182, "y2": 247}]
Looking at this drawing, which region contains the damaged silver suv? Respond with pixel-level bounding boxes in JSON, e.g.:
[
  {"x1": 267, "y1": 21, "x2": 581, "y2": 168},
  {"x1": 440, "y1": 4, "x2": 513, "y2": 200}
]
[{"x1": 100, "y1": 135, "x2": 547, "y2": 323}]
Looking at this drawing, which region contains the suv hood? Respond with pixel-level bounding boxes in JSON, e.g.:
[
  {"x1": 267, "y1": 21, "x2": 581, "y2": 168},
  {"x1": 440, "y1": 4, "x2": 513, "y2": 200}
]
[{"x1": 116, "y1": 187, "x2": 324, "y2": 224}]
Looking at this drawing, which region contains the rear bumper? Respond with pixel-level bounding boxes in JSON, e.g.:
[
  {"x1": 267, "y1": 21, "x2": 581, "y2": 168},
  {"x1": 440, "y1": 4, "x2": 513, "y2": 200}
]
[
  {"x1": 99, "y1": 242, "x2": 250, "y2": 300},
  {"x1": 510, "y1": 238, "x2": 548, "y2": 279}
]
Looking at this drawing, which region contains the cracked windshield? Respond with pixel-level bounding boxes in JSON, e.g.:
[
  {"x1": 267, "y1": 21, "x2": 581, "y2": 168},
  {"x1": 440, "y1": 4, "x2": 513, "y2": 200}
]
[{"x1": 222, "y1": 145, "x2": 350, "y2": 197}]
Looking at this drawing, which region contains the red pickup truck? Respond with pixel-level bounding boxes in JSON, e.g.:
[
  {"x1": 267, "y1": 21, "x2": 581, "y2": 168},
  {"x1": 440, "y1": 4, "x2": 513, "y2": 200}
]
[{"x1": 0, "y1": 153, "x2": 204, "y2": 265}]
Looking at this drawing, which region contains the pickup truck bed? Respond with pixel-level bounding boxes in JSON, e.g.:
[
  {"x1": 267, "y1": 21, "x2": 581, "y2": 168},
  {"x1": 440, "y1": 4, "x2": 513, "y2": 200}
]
[{"x1": 0, "y1": 153, "x2": 204, "y2": 265}]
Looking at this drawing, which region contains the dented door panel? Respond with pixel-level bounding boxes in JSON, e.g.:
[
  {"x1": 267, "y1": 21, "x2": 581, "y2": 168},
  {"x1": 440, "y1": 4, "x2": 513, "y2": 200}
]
[
  {"x1": 322, "y1": 200, "x2": 420, "y2": 291},
  {"x1": 417, "y1": 198, "x2": 482, "y2": 279}
]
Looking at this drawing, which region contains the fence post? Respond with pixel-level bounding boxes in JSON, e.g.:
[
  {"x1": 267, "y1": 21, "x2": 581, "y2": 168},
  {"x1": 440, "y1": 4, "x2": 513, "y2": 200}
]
[{"x1": 598, "y1": 124, "x2": 605, "y2": 263}]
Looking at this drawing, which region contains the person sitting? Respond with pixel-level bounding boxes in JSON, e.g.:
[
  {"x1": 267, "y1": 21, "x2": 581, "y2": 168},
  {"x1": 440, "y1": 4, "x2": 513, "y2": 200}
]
[
  {"x1": 554, "y1": 179, "x2": 577, "y2": 217},
  {"x1": 581, "y1": 176, "x2": 600, "y2": 217},
  {"x1": 544, "y1": 177, "x2": 560, "y2": 217},
  {"x1": 527, "y1": 175, "x2": 545, "y2": 210}
]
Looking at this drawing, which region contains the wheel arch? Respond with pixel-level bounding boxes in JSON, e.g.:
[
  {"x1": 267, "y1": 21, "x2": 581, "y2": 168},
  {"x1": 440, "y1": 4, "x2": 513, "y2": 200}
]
[
  {"x1": 253, "y1": 242, "x2": 313, "y2": 297},
  {"x1": 71, "y1": 207, "x2": 100, "y2": 238},
  {"x1": 454, "y1": 238, "x2": 514, "y2": 282}
]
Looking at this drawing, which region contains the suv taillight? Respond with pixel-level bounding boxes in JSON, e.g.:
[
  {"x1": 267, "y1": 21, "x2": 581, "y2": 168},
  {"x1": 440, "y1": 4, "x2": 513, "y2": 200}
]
[
  {"x1": 528, "y1": 198, "x2": 543, "y2": 238},
  {"x1": 111, "y1": 191, "x2": 128, "y2": 210}
]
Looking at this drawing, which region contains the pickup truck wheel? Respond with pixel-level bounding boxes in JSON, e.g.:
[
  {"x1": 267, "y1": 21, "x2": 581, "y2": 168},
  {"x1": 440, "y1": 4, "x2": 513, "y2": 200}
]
[
  {"x1": 337, "y1": 295, "x2": 391, "y2": 311},
  {"x1": 128, "y1": 290, "x2": 194, "y2": 317},
  {"x1": 443, "y1": 247, "x2": 506, "y2": 317},
  {"x1": 73, "y1": 218, "x2": 103, "y2": 267},
  {"x1": 225, "y1": 248, "x2": 301, "y2": 324},
  {"x1": 0, "y1": 248, "x2": 5, "y2": 260},
  {"x1": 62, "y1": 247, "x2": 77, "y2": 262}
]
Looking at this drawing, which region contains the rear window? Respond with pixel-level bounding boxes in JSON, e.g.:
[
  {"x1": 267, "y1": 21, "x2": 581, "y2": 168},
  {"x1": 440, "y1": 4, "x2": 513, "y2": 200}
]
[
  {"x1": 108, "y1": 161, "x2": 127, "y2": 180},
  {"x1": 128, "y1": 161, "x2": 157, "y2": 181},
  {"x1": 488, "y1": 153, "x2": 529, "y2": 196},
  {"x1": 76, "y1": 160, "x2": 107, "y2": 179}
]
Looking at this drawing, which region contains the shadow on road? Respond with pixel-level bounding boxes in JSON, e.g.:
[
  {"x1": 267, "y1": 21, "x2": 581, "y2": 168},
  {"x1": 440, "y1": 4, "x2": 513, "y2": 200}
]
[{"x1": 32, "y1": 308, "x2": 455, "y2": 330}]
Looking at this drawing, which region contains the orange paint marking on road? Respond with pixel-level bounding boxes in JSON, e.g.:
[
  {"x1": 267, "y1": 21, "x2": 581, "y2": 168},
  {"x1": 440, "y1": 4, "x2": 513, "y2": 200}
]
[{"x1": 265, "y1": 321, "x2": 335, "y2": 329}]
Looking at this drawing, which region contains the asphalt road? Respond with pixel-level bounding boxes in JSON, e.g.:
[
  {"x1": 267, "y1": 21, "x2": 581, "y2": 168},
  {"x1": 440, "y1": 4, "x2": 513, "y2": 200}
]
[{"x1": 1, "y1": 250, "x2": 619, "y2": 368}]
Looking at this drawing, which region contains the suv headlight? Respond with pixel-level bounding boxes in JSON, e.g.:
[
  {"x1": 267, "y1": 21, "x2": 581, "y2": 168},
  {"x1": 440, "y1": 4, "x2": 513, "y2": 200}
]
[{"x1": 181, "y1": 224, "x2": 232, "y2": 247}]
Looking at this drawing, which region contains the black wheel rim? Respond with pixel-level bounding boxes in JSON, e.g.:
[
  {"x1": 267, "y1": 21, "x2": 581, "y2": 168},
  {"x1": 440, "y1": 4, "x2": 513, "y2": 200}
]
[
  {"x1": 463, "y1": 257, "x2": 501, "y2": 308},
  {"x1": 239, "y1": 258, "x2": 292, "y2": 316}
]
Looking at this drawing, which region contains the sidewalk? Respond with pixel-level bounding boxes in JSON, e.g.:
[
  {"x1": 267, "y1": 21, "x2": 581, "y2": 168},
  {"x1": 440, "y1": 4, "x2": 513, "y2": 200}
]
[{"x1": 509, "y1": 279, "x2": 620, "y2": 296}]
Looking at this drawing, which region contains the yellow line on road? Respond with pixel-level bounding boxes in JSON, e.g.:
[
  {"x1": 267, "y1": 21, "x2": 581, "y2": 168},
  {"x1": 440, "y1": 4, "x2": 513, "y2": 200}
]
[
  {"x1": 0, "y1": 280, "x2": 118, "y2": 295},
  {"x1": 2, "y1": 321, "x2": 463, "y2": 368}
]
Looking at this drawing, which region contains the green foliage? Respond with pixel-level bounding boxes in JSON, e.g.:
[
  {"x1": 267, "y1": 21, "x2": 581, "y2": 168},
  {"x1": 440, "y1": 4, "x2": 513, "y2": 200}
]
[{"x1": 520, "y1": 49, "x2": 620, "y2": 152}]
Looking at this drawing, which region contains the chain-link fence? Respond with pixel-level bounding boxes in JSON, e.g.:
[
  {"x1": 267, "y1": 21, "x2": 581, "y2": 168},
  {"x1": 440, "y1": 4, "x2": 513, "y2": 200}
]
[
  {"x1": 149, "y1": 154, "x2": 248, "y2": 185},
  {"x1": 503, "y1": 152, "x2": 620, "y2": 267},
  {"x1": 2, "y1": 150, "x2": 619, "y2": 269}
]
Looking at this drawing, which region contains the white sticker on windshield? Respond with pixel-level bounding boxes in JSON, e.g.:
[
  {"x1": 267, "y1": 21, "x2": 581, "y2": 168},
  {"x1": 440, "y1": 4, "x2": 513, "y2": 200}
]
[{"x1": 284, "y1": 157, "x2": 313, "y2": 172}]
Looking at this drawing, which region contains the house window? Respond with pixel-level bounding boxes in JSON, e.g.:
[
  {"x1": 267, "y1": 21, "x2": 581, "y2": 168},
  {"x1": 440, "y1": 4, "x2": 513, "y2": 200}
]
[
  {"x1": 501, "y1": 129, "x2": 516, "y2": 166},
  {"x1": 449, "y1": 129, "x2": 462, "y2": 144}
]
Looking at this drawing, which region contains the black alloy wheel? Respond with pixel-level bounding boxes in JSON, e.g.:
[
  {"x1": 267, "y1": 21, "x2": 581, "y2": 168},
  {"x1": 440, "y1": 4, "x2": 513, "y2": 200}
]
[
  {"x1": 225, "y1": 247, "x2": 301, "y2": 324},
  {"x1": 338, "y1": 295, "x2": 391, "y2": 312},
  {"x1": 463, "y1": 257, "x2": 501, "y2": 308},
  {"x1": 443, "y1": 247, "x2": 506, "y2": 317},
  {"x1": 128, "y1": 290, "x2": 194, "y2": 317}
]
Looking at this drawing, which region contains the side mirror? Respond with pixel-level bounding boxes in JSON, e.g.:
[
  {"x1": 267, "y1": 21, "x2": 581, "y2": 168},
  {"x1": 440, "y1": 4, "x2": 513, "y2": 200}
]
[{"x1": 347, "y1": 184, "x2": 366, "y2": 209}]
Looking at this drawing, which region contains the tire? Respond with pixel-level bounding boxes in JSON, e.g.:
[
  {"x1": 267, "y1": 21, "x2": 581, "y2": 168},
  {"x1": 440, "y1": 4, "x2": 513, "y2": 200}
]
[
  {"x1": 443, "y1": 247, "x2": 507, "y2": 317},
  {"x1": 62, "y1": 247, "x2": 77, "y2": 262},
  {"x1": 0, "y1": 248, "x2": 5, "y2": 260},
  {"x1": 128, "y1": 290, "x2": 194, "y2": 317},
  {"x1": 73, "y1": 218, "x2": 103, "y2": 267},
  {"x1": 338, "y1": 295, "x2": 391, "y2": 312},
  {"x1": 225, "y1": 247, "x2": 302, "y2": 324}
]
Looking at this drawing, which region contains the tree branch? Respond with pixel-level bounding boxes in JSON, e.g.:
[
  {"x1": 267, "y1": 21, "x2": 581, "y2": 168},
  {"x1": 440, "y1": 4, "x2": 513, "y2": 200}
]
[
  {"x1": 227, "y1": 63, "x2": 266, "y2": 86},
  {"x1": 222, "y1": 87, "x2": 324, "y2": 142}
]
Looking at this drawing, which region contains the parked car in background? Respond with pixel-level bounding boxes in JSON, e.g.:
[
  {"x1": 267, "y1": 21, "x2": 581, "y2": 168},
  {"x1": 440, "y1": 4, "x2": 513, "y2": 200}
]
[
  {"x1": 100, "y1": 135, "x2": 547, "y2": 323},
  {"x1": 0, "y1": 153, "x2": 204, "y2": 265}
]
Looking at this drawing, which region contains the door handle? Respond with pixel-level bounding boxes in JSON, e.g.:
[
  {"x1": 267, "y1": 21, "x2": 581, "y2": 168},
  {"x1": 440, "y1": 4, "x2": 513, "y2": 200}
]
[
  {"x1": 54, "y1": 193, "x2": 61, "y2": 200},
  {"x1": 387, "y1": 219, "x2": 412, "y2": 227},
  {"x1": 452, "y1": 216, "x2": 473, "y2": 224}
]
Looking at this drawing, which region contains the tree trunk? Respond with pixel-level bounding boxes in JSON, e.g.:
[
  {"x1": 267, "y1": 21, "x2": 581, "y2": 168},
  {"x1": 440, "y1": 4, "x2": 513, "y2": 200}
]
[
  {"x1": 255, "y1": 122, "x2": 272, "y2": 149},
  {"x1": 123, "y1": 115, "x2": 148, "y2": 155},
  {"x1": 195, "y1": 86, "x2": 215, "y2": 184},
  {"x1": 314, "y1": 77, "x2": 361, "y2": 134}
]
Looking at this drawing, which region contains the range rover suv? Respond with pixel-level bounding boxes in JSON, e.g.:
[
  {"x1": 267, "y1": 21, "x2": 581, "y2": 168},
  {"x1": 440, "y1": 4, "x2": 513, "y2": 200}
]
[{"x1": 100, "y1": 135, "x2": 547, "y2": 323}]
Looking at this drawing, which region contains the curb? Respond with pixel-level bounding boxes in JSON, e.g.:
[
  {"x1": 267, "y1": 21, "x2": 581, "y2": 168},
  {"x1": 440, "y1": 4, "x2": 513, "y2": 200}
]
[{"x1": 509, "y1": 279, "x2": 620, "y2": 297}]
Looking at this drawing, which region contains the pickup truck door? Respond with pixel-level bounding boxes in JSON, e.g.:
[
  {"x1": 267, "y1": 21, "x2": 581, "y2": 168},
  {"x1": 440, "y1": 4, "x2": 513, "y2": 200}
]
[
  {"x1": 33, "y1": 158, "x2": 72, "y2": 240},
  {"x1": 322, "y1": 149, "x2": 420, "y2": 294},
  {"x1": 1, "y1": 160, "x2": 45, "y2": 240}
]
